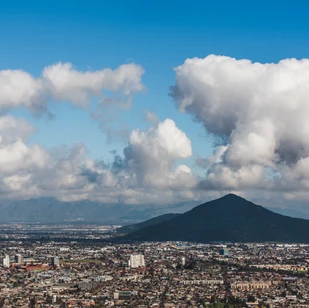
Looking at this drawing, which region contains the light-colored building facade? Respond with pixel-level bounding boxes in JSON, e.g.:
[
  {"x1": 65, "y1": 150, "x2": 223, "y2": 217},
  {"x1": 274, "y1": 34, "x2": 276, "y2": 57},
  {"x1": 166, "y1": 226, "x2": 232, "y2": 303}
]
[
  {"x1": 129, "y1": 254, "x2": 145, "y2": 268},
  {"x1": 14, "y1": 254, "x2": 23, "y2": 264},
  {"x1": 51, "y1": 256, "x2": 60, "y2": 266},
  {"x1": 2, "y1": 255, "x2": 10, "y2": 268}
]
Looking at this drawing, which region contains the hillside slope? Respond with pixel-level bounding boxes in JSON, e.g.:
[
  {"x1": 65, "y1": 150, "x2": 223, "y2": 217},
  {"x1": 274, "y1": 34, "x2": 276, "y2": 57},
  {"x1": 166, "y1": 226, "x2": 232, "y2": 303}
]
[{"x1": 115, "y1": 213, "x2": 180, "y2": 235}]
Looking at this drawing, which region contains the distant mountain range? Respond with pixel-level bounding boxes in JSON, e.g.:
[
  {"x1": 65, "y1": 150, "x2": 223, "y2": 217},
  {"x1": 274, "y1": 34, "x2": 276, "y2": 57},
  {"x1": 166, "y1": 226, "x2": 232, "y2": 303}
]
[
  {"x1": 120, "y1": 194, "x2": 309, "y2": 243},
  {"x1": 0, "y1": 197, "x2": 196, "y2": 224},
  {"x1": 115, "y1": 213, "x2": 180, "y2": 235}
]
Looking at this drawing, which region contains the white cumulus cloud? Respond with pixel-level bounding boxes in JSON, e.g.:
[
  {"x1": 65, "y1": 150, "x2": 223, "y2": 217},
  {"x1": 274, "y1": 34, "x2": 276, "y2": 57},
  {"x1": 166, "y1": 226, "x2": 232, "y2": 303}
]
[
  {"x1": 0, "y1": 62, "x2": 145, "y2": 112},
  {"x1": 171, "y1": 55, "x2": 309, "y2": 192},
  {"x1": 124, "y1": 118, "x2": 195, "y2": 188},
  {"x1": 0, "y1": 116, "x2": 48, "y2": 174}
]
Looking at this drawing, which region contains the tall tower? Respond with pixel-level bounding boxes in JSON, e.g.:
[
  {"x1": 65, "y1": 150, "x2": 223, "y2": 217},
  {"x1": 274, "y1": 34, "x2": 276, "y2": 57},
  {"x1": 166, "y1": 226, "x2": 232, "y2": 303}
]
[
  {"x1": 2, "y1": 255, "x2": 10, "y2": 268},
  {"x1": 51, "y1": 256, "x2": 60, "y2": 266},
  {"x1": 14, "y1": 254, "x2": 23, "y2": 264}
]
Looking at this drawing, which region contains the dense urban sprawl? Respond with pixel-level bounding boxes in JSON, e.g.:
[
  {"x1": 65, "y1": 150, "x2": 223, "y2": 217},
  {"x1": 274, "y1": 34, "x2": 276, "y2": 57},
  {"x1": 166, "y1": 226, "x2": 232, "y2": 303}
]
[{"x1": 1, "y1": 225, "x2": 309, "y2": 307}]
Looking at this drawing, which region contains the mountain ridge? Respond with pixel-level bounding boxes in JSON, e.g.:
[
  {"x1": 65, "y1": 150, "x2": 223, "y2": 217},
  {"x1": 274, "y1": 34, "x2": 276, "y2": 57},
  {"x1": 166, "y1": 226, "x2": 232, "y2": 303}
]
[{"x1": 0, "y1": 197, "x2": 196, "y2": 224}]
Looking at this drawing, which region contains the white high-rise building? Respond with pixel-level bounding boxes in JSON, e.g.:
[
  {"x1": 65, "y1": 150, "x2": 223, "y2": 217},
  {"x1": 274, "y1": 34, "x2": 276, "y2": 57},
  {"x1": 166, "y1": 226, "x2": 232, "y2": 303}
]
[
  {"x1": 180, "y1": 256, "x2": 186, "y2": 266},
  {"x1": 14, "y1": 254, "x2": 23, "y2": 264},
  {"x1": 129, "y1": 254, "x2": 145, "y2": 268},
  {"x1": 51, "y1": 256, "x2": 60, "y2": 266},
  {"x1": 2, "y1": 255, "x2": 10, "y2": 268}
]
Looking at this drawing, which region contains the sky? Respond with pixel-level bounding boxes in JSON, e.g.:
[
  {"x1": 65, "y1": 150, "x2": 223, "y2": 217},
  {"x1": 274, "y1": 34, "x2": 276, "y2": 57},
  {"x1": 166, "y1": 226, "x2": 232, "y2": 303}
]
[{"x1": 1, "y1": 0, "x2": 309, "y2": 211}]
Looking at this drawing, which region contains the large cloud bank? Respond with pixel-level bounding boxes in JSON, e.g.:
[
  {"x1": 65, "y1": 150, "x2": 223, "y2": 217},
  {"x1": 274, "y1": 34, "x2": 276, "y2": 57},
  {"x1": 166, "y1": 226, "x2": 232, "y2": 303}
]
[
  {"x1": 0, "y1": 114, "x2": 196, "y2": 203},
  {"x1": 3, "y1": 55, "x2": 309, "y2": 205},
  {"x1": 171, "y1": 55, "x2": 309, "y2": 195}
]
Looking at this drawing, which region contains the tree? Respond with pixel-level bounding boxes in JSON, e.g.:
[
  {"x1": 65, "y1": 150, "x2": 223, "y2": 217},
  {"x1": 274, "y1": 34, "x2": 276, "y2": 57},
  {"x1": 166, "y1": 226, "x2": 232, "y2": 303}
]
[{"x1": 247, "y1": 295, "x2": 255, "y2": 302}]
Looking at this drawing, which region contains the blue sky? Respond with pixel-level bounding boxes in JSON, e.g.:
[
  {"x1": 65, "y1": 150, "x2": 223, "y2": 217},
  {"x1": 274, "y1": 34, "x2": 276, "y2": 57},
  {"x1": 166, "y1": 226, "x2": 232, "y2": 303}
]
[{"x1": 1, "y1": 0, "x2": 309, "y2": 205}]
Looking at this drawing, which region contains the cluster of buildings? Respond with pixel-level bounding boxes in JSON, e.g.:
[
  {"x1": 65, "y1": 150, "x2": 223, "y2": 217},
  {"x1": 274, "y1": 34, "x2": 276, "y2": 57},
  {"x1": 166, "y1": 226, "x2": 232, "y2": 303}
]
[
  {"x1": 0, "y1": 223, "x2": 116, "y2": 241},
  {"x1": 2, "y1": 254, "x2": 24, "y2": 268},
  {"x1": 1, "y1": 226, "x2": 309, "y2": 307},
  {"x1": 2, "y1": 253, "x2": 57, "y2": 269}
]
